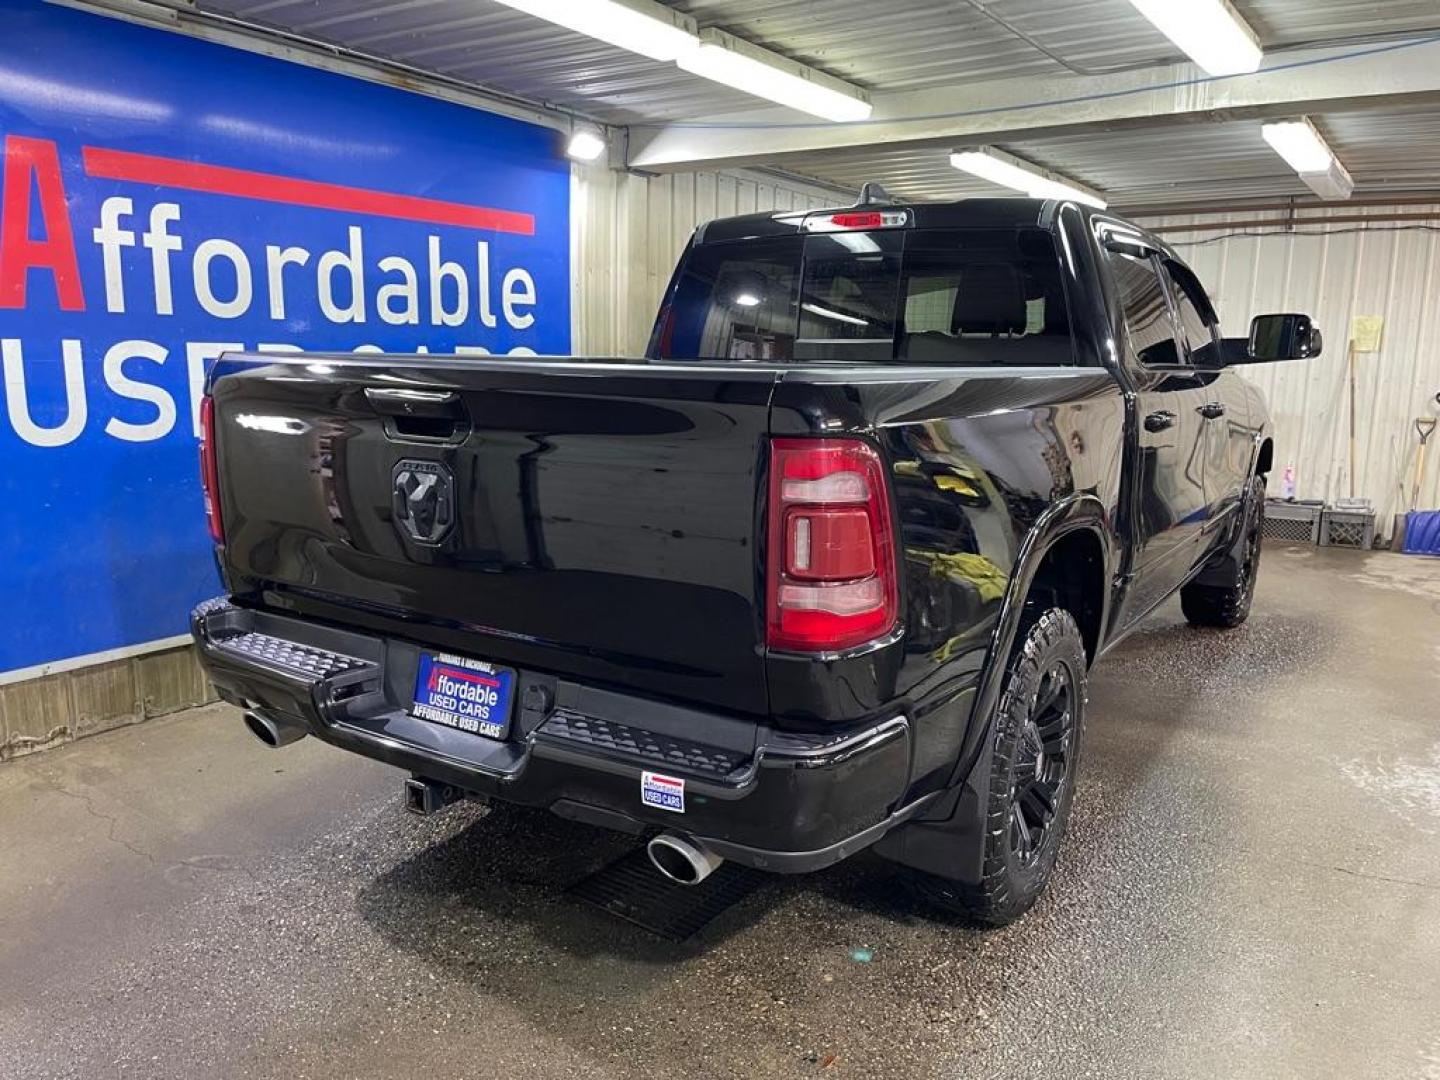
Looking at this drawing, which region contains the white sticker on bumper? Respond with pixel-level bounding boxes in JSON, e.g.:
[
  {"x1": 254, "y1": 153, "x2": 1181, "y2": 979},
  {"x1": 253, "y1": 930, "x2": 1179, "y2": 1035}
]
[{"x1": 641, "y1": 771, "x2": 685, "y2": 813}]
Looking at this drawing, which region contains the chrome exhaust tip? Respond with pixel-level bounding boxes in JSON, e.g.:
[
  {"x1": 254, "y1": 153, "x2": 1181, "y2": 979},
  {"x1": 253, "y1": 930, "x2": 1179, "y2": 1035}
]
[
  {"x1": 242, "y1": 710, "x2": 306, "y2": 749},
  {"x1": 646, "y1": 831, "x2": 724, "y2": 886}
]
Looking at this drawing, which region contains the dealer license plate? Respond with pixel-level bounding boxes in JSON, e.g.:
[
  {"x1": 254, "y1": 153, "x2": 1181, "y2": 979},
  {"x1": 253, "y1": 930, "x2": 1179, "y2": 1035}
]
[{"x1": 410, "y1": 652, "x2": 515, "y2": 740}]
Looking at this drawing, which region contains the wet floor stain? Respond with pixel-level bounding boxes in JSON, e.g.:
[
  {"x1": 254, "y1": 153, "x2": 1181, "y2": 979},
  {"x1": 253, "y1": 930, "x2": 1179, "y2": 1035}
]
[
  {"x1": 1346, "y1": 552, "x2": 1440, "y2": 603},
  {"x1": 1340, "y1": 743, "x2": 1440, "y2": 834}
]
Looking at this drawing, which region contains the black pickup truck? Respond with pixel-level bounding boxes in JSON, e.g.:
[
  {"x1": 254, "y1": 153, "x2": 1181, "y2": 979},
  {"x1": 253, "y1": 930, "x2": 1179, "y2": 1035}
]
[{"x1": 192, "y1": 196, "x2": 1320, "y2": 924}]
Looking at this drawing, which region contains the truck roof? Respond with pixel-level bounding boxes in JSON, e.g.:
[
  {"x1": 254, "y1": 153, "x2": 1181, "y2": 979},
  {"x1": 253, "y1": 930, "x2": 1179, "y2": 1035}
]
[{"x1": 695, "y1": 196, "x2": 1172, "y2": 258}]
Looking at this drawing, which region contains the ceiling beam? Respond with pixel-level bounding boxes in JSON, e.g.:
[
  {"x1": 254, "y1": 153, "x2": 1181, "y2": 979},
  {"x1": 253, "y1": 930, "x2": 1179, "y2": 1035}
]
[
  {"x1": 1122, "y1": 191, "x2": 1440, "y2": 218},
  {"x1": 627, "y1": 36, "x2": 1440, "y2": 173}
]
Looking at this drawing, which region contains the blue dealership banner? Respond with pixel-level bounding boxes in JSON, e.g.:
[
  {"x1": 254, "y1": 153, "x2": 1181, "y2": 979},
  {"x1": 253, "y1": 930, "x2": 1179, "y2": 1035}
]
[{"x1": 0, "y1": 0, "x2": 571, "y2": 673}]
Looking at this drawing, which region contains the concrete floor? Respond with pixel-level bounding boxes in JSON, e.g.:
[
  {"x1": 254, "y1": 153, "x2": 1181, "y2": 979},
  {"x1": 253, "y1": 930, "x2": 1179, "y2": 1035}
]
[{"x1": 2, "y1": 544, "x2": 1438, "y2": 1079}]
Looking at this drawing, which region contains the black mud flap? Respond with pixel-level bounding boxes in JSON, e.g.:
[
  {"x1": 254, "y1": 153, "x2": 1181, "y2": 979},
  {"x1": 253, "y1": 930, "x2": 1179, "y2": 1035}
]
[
  {"x1": 869, "y1": 730, "x2": 994, "y2": 885},
  {"x1": 1194, "y1": 493, "x2": 1260, "y2": 589}
]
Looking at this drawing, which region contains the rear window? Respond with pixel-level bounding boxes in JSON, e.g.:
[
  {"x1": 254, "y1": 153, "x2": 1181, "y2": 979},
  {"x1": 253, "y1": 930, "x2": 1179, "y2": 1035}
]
[{"x1": 651, "y1": 227, "x2": 1074, "y2": 365}]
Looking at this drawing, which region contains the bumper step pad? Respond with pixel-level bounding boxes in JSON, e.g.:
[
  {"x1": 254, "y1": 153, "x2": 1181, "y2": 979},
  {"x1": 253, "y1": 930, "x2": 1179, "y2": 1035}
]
[
  {"x1": 214, "y1": 631, "x2": 373, "y2": 682},
  {"x1": 567, "y1": 848, "x2": 766, "y2": 941},
  {"x1": 538, "y1": 710, "x2": 749, "y2": 781},
  {"x1": 195, "y1": 598, "x2": 379, "y2": 688}
]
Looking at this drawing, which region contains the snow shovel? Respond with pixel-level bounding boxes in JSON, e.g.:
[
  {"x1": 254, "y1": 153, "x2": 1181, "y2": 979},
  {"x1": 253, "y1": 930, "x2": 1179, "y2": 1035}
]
[{"x1": 1413, "y1": 416, "x2": 1437, "y2": 511}]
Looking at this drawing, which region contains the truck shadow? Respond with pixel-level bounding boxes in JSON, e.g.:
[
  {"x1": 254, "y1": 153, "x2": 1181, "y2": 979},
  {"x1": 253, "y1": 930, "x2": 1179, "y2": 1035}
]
[
  {"x1": 352, "y1": 606, "x2": 1338, "y2": 1014},
  {"x1": 354, "y1": 801, "x2": 783, "y2": 962},
  {"x1": 352, "y1": 798, "x2": 952, "y2": 985},
  {"x1": 1096, "y1": 608, "x2": 1337, "y2": 699},
  {"x1": 339, "y1": 599, "x2": 1351, "y2": 1076}
]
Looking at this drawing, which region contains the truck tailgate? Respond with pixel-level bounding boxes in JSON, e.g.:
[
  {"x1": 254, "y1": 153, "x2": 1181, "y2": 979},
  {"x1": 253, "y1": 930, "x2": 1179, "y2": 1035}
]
[{"x1": 210, "y1": 356, "x2": 779, "y2": 715}]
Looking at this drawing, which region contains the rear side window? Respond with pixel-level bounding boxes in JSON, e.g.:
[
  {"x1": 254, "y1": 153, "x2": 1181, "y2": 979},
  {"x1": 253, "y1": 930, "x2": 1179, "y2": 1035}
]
[
  {"x1": 652, "y1": 227, "x2": 1075, "y2": 366},
  {"x1": 1108, "y1": 252, "x2": 1181, "y2": 367}
]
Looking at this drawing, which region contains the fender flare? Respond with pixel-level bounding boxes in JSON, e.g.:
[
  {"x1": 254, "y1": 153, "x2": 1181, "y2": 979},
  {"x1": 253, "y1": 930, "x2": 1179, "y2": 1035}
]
[
  {"x1": 944, "y1": 492, "x2": 1115, "y2": 791},
  {"x1": 1194, "y1": 465, "x2": 1267, "y2": 588},
  {"x1": 875, "y1": 493, "x2": 1116, "y2": 883}
]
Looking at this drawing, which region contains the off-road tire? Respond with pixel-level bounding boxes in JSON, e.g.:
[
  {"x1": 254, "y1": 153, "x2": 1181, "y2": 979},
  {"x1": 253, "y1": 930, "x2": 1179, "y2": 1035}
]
[
  {"x1": 1180, "y1": 475, "x2": 1265, "y2": 629},
  {"x1": 911, "y1": 608, "x2": 1088, "y2": 926}
]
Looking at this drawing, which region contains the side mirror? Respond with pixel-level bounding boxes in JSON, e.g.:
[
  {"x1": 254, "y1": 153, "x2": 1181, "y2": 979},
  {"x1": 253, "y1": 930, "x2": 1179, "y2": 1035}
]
[{"x1": 1227, "y1": 313, "x2": 1323, "y2": 363}]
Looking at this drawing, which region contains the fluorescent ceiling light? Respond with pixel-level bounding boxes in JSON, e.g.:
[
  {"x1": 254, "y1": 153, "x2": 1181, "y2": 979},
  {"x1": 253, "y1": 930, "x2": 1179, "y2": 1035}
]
[
  {"x1": 494, "y1": 2, "x2": 870, "y2": 122},
  {"x1": 1262, "y1": 118, "x2": 1353, "y2": 199},
  {"x1": 1298, "y1": 158, "x2": 1354, "y2": 200},
  {"x1": 1261, "y1": 118, "x2": 1334, "y2": 173},
  {"x1": 566, "y1": 128, "x2": 608, "y2": 162},
  {"x1": 802, "y1": 302, "x2": 869, "y2": 327},
  {"x1": 490, "y1": 0, "x2": 698, "y2": 62},
  {"x1": 950, "y1": 147, "x2": 1108, "y2": 209},
  {"x1": 831, "y1": 232, "x2": 881, "y2": 254},
  {"x1": 677, "y1": 28, "x2": 872, "y2": 122},
  {"x1": 1126, "y1": 0, "x2": 1263, "y2": 76}
]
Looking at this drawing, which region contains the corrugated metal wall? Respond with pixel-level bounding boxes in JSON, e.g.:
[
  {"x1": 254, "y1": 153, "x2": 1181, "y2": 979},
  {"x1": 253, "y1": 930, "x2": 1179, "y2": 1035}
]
[
  {"x1": 1150, "y1": 206, "x2": 1440, "y2": 529},
  {"x1": 571, "y1": 167, "x2": 836, "y2": 356}
]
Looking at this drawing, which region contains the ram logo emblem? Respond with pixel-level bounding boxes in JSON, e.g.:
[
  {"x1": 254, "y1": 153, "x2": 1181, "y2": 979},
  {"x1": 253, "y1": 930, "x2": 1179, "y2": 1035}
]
[{"x1": 391, "y1": 460, "x2": 454, "y2": 545}]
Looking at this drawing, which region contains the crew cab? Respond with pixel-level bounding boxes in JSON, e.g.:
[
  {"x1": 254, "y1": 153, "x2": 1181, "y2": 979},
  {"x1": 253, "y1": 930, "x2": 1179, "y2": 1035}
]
[{"x1": 191, "y1": 195, "x2": 1320, "y2": 923}]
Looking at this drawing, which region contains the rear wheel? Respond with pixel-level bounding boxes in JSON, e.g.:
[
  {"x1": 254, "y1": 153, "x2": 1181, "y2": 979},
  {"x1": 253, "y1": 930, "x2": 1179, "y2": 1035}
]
[
  {"x1": 1181, "y1": 475, "x2": 1265, "y2": 629},
  {"x1": 910, "y1": 608, "x2": 1087, "y2": 926}
]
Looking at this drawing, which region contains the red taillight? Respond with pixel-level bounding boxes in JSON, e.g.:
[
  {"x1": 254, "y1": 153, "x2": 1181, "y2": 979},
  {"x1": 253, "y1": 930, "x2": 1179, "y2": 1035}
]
[
  {"x1": 766, "y1": 438, "x2": 898, "y2": 652},
  {"x1": 199, "y1": 395, "x2": 223, "y2": 545}
]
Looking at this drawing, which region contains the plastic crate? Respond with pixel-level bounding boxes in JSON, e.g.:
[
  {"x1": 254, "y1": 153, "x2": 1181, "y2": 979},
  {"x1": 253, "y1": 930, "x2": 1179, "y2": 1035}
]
[
  {"x1": 1320, "y1": 508, "x2": 1376, "y2": 549},
  {"x1": 1263, "y1": 499, "x2": 1322, "y2": 544}
]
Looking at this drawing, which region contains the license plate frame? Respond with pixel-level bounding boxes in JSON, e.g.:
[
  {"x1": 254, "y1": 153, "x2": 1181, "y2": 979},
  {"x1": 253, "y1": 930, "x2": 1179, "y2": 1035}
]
[{"x1": 410, "y1": 651, "x2": 515, "y2": 740}]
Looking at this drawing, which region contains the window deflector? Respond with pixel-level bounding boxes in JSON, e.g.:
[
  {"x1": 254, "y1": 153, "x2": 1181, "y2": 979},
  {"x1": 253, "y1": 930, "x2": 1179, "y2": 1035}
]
[{"x1": 1161, "y1": 261, "x2": 1222, "y2": 369}]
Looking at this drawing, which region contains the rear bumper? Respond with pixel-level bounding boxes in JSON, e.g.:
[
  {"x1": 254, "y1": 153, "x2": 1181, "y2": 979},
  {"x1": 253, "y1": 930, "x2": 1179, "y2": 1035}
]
[{"x1": 191, "y1": 598, "x2": 929, "y2": 873}]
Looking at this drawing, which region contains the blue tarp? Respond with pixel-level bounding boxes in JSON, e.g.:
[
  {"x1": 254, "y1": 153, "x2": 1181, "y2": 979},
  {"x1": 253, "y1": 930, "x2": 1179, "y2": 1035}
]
[{"x1": 1403, "y1": 510, "x2": 1440, "y2": 556}]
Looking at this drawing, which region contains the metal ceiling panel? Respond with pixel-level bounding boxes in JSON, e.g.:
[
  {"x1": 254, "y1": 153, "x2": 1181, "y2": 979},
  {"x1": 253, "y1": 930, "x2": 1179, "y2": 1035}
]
[
  {"x1": 776, "y1": 106, "x2": 1440, "y2": 208},
  {"x1": 204, "y1": 0, "x2": 1440, "y2": 124},
  {"x1": 204, "y1": 0, "x2": 763, "y2": 122},
  {"x1": 1240, "y1": 0, "x2": 1440, "y2": 45},
  {"x1": 196, "y1": 0, "x2": 1440, "y2": 204}
]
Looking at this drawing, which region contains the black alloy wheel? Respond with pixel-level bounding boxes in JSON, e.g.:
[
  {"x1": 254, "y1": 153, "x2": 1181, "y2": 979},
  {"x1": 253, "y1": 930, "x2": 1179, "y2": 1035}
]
[
  {"x1": 907, "y1": 607, "x2": 1088, "y2": 926},
  {"x1": 1009, "y1": 661, "x2": 1075, "y2": 866}
]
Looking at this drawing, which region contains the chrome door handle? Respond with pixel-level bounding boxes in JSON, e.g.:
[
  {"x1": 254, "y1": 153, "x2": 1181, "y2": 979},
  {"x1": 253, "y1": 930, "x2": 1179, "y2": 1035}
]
[
  {"x1": 1144, "y1": 410, "x2": 1177, "y2": 433},
  {"x1": 364, "y1": 386, "x2": 463, "y2": 417},
  {"x1": 1198, "y1": 402, "x2": 1227, "y2": 419}
]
